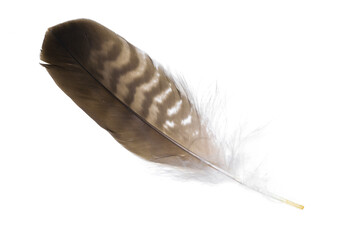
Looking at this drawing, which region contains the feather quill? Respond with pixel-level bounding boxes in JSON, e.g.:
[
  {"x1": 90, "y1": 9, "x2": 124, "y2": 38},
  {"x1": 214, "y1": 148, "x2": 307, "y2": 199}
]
[{"x1": 40, "y1": 19, "x2": 303, "y2": 209}]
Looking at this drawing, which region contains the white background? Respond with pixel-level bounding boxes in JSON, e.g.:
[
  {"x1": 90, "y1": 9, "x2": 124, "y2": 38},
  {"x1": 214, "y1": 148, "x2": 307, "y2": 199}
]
[{"x1": 1, "y1": 0, "x2": 360, "y2": 239}]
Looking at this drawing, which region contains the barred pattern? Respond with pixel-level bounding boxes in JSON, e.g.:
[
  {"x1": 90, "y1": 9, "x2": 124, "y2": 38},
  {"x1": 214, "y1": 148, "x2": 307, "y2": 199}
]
[
  {"x1": 41, "y1": 19, "x2": 222, "y2": 168},
  {"x1": 89, "y1": 36, "x2": 205, "y2": 151}
]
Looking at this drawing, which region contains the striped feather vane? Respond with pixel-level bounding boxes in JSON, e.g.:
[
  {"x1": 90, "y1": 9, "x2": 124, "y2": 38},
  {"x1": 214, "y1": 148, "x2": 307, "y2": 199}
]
[{"x1": 40, "y1": 19, "x2": 303, "y2": 209}]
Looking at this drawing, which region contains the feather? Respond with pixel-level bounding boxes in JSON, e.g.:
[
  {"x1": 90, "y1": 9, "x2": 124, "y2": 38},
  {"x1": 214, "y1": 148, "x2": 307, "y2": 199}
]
[{"x1": 40, "y1": 19, "x2": 303, "y2": 209}]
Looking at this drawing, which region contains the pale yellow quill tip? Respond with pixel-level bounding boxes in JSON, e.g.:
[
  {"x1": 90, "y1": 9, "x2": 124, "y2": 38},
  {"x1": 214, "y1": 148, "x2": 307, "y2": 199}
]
[{"x1": 284, "y1": 200, "x2": 304, "y2": 210}]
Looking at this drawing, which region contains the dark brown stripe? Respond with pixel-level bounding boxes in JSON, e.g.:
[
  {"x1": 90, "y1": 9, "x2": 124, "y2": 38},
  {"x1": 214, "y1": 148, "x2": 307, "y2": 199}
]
[
  {"x1": 167, "y1": 95, "x2": 192, "y2": 123},
  {"x1": 140, "y1": 69, "x2": 170, "y2": 118},
  {"x1": 124, "y1": 56, "x2": 156, "y2": 105},
  {"x1": 154, "y1": 81, "x2": 178, "y2": 128},
  {"x1": 109, "y1": 43, "x2": 139, "y2": 93},
  {"x1": 91, "y1": 39, "x2": 123, "y2": 72}
]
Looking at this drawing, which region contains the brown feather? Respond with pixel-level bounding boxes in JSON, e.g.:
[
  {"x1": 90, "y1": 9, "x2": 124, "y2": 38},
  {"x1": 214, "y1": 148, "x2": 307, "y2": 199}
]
[
  {"x1": 40, "y1": 19, "x2": 304, "y2": 209},
  {"x1": 40, "y1": 19, "x2": 223, "y2": 169}
]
